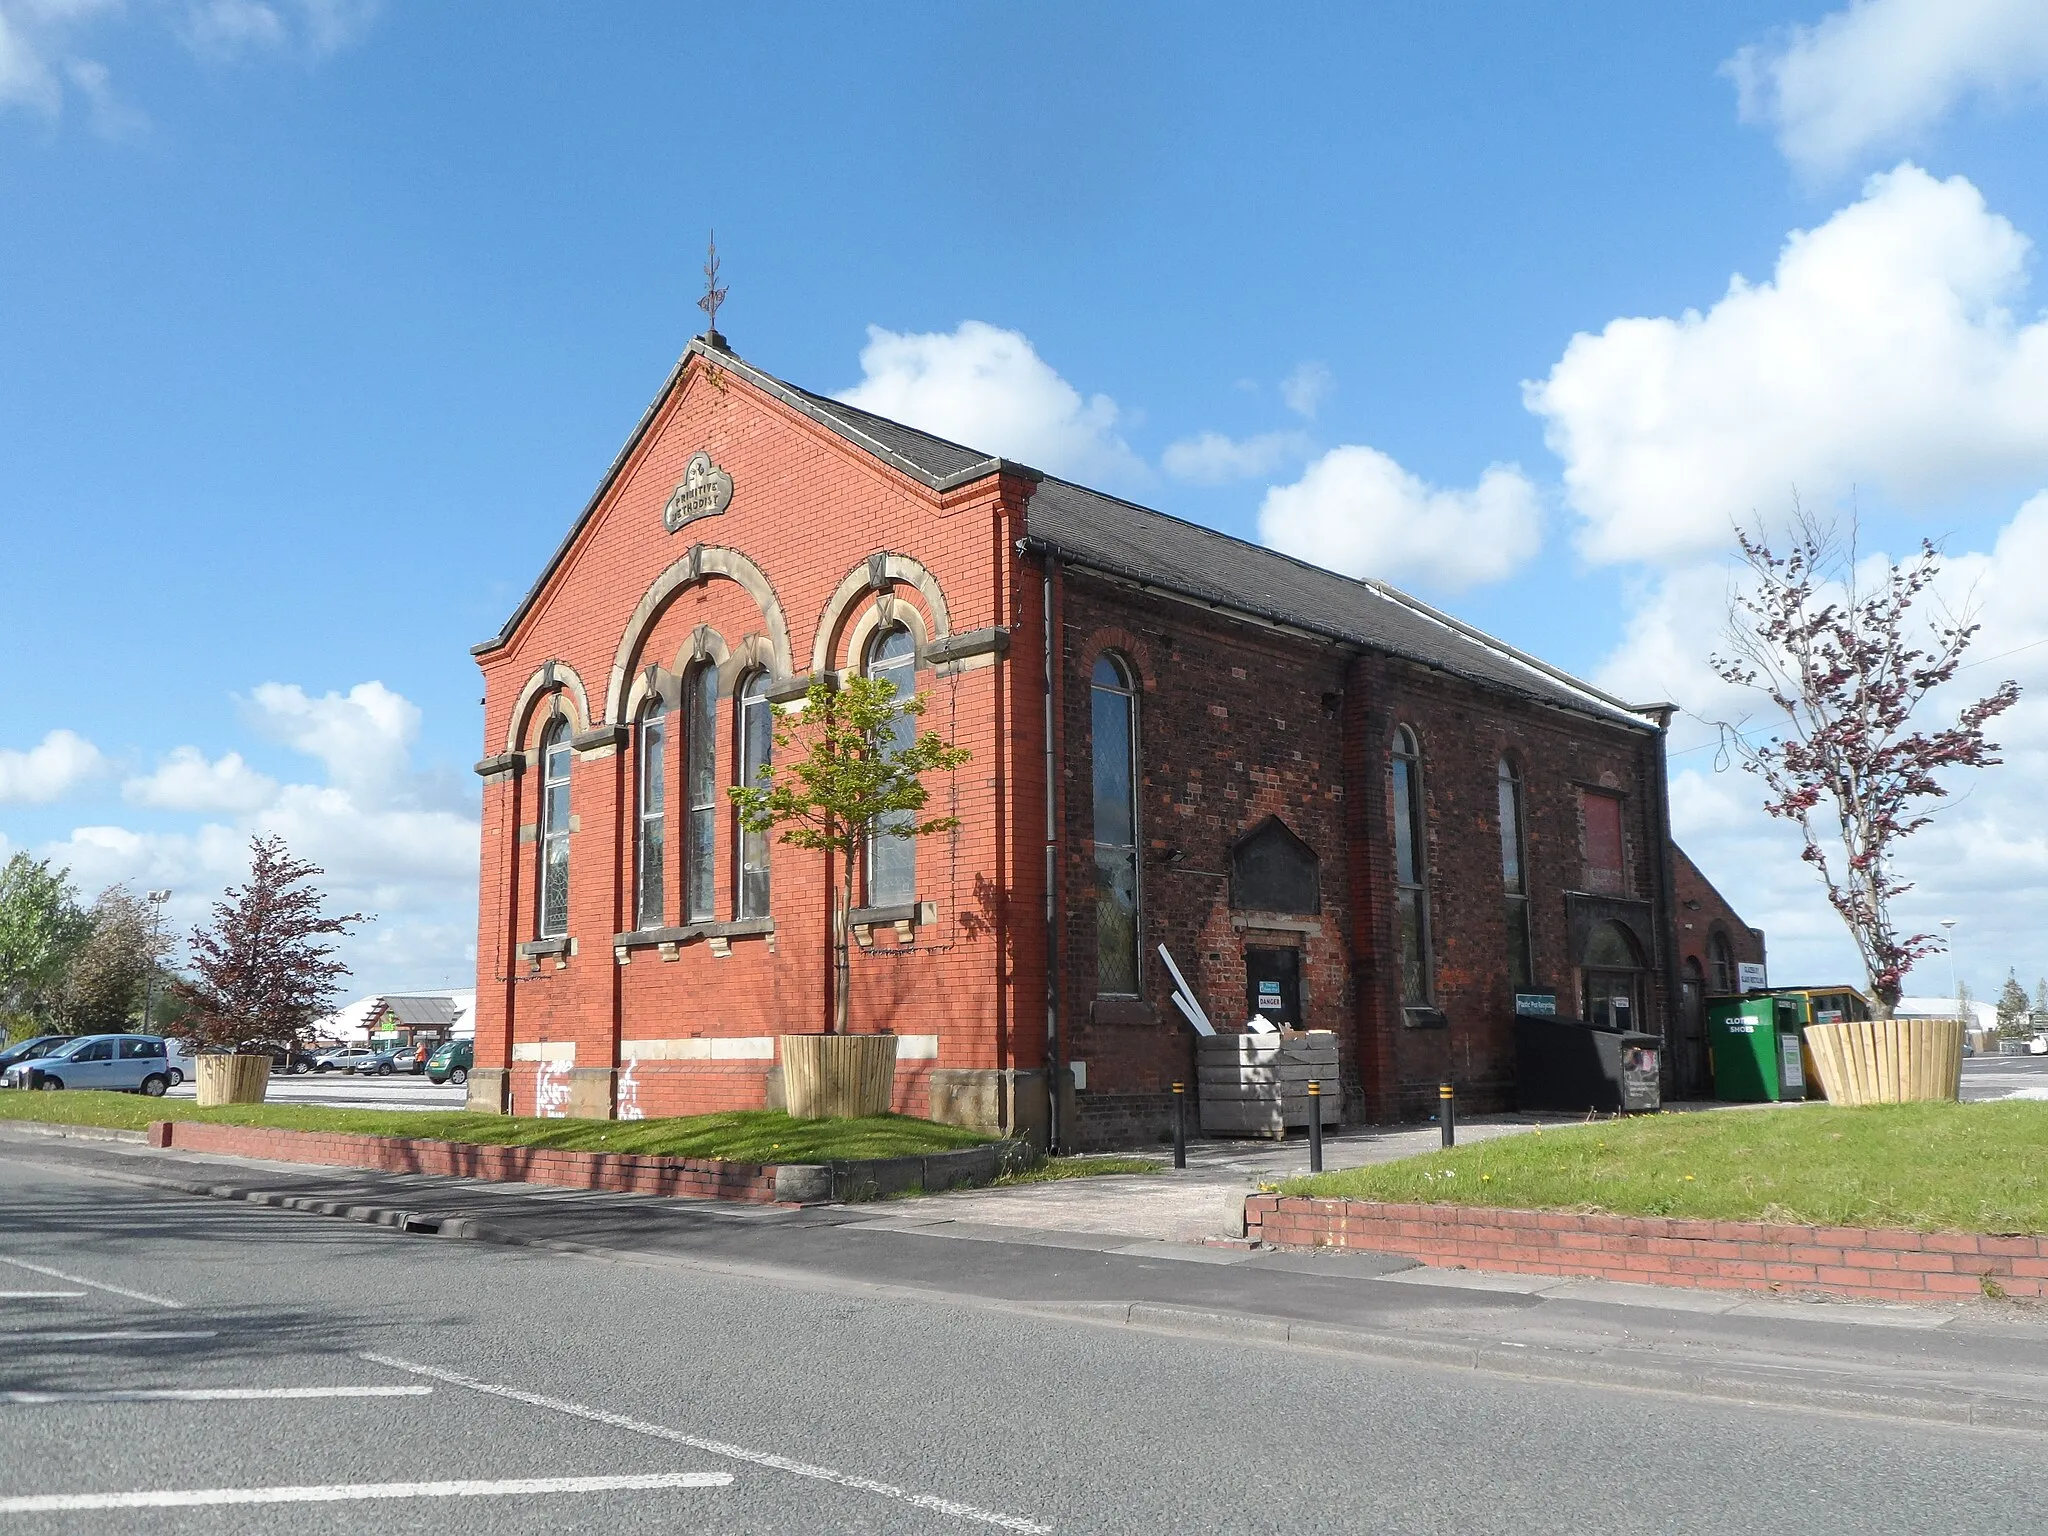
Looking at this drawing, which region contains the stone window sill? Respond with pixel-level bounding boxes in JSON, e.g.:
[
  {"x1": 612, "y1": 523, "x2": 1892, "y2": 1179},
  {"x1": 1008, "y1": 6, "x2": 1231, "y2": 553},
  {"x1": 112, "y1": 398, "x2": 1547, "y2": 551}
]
[
  {"x1": 613, "y1": 918, "x2": 775, "y2": 955},
  {"x1": 519, "y1": 936, "x2": 572, "y2": 959},
  {"x1": 1403, "y1": 1005, "x2": 1447, "y2": 1030},
  {"x1": 851, "y1": 900, "x2": 936, "y2": 948}
]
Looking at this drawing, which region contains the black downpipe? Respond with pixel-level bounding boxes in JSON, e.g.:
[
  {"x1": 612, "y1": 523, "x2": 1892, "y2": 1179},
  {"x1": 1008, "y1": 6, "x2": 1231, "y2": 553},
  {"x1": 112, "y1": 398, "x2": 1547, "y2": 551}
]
[{"x1": 1042, "y1": 553, "x2": 1065, "y2": 1154}]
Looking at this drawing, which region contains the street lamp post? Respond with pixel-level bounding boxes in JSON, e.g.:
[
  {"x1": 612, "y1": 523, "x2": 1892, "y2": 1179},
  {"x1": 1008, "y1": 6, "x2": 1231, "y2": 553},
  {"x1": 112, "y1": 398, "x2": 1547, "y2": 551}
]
[
  {"x1": 1940, "y1": 917, "x2": 1961, "y2": 1025},
  {"x1": 142, "y1": 889, "x2": 171, "y2": 1031}
]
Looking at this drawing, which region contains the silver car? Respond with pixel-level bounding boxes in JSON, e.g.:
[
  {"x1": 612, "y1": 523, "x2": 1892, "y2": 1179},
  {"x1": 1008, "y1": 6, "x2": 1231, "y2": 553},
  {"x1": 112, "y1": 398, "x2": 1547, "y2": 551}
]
[{"x1": 2, "y1": 1034, "x2": 173, "y2": 1096}]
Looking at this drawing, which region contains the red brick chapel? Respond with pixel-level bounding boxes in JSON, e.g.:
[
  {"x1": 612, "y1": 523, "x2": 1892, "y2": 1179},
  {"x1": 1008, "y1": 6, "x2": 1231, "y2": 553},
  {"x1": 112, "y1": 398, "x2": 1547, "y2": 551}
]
[{"x1": 468, "y1": 329, "x2": 1752, "y2": 1148}]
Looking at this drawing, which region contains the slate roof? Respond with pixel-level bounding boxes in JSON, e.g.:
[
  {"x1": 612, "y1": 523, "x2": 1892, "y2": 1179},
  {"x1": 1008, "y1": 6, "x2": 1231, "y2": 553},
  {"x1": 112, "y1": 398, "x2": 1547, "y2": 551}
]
[
  {"x1": 374, "y1": 995, "x2": 461, "y2": 1027},
  {"x1": 479, "y1": 337, "x2": 1653, "y2": 731}
]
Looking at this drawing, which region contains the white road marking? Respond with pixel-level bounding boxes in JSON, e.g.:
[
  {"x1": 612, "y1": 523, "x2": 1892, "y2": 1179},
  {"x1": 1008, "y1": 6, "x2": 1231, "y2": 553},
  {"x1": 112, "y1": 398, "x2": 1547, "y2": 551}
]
[
  {"x1": 1, "y1": 1385, "x2": 434, "y2": 1405},
  {"x1": 2, "y1": 1330, "x2": 216, "y2": 1342},
  {"x1": 0, "y1": 1292, "x2": 85, "y2": 1300},
  {"x1": 363, "y1": 1352, "x2": 1051, "y2": 1533},
  {"x1": 0, "y1": 1472, "x2": 732, "y2": 1513},
  {"x1": 0, "y1": 1256, "x2": 184, "y2": 1309}
]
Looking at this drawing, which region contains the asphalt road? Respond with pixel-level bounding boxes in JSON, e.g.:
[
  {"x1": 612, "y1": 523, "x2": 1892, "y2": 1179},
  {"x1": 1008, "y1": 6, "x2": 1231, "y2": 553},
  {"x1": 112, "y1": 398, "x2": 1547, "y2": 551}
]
[
  {"x1": 1960, "y1": 1053, "x2": 2048, "y2": 1102},
  {"x1": 4, "y1": 1154, "x2": 2045, "y2": 1533}
]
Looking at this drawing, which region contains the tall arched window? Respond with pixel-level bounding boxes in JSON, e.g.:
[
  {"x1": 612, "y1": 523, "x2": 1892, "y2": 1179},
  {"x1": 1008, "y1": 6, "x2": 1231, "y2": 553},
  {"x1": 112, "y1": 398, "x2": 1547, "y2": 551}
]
[
  {"x1": 1498, "y1": 758, "x2": 1532, "y2": 992},
  {"x1": 736, "y1": 670, "x2": 772, "y2": 918},
  {"x1": 1391, "y1": 725, "x2": 1431, "y2": 1006},
  {"x1": 1708, "y1": 930, "x2": 1736, "y2": 994},
  {"x1": 635, "y1": 699, "x2": 666, "y2": 930},
  {"x1": 537, "y1": 717, "x2": 572, "y2": 939},
  {"x1": 865, "y1": 626, "x2": 918, "y2": 906},
  {"x1": 1091, "y1": 653, "x2": 1140, "y2": 995},
  {"x1": 1584, "y1": 920, "x2": 1646, "y2": 1029},
  {"x1": 684, "y1": 664, "x2": 717, "y2": 922}
]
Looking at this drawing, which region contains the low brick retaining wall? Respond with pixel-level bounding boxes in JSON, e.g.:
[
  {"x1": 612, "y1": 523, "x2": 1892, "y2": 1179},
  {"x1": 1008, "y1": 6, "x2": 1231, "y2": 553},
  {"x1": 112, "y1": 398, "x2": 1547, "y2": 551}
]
[
  {"x1": 145, "y1": 1120, "x2": 1029, "y2": 1206},
  {"x1": 1244, "y1": 1195, "x2": 2048, "y2": 1304}
]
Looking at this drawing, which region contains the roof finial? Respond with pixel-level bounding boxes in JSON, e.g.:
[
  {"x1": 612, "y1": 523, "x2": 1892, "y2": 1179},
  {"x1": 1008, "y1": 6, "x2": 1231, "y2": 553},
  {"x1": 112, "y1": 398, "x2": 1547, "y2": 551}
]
[{"x1": 697, "y1": 230, "x2": 728, "y2": 349}]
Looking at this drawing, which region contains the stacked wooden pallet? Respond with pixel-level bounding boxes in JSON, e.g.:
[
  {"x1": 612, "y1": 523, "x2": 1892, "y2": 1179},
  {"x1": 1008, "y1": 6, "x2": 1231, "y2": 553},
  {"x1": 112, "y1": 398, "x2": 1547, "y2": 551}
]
[{"x1": 1197, "y1": 1030, "x2": 1341, "y2": 1139}]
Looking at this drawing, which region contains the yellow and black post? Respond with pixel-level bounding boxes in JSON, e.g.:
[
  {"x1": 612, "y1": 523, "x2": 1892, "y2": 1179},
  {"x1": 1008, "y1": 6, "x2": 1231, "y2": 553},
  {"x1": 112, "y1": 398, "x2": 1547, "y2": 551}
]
[
  {"x1": 1172, "y1": 1081, "x2": 1187, "y2": 1169},
  {"x1": 1307, "y1": 1080, "x2": 1323, "y2": 1173},
  {"x1": 1439, "y1": 1081, "x2": 1457, "y2": 1148}
]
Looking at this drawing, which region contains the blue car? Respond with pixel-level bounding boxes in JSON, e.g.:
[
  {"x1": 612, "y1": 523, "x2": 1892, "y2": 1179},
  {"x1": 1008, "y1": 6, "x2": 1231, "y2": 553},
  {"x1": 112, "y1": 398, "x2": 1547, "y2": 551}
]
[{"x1": 2, "y1": 1034, "x2": 173, "y2": 1096}]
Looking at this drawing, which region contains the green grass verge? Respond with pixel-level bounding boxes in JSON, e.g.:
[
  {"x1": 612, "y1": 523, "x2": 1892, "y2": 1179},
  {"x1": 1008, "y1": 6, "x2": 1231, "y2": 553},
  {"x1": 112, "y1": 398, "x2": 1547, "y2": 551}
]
[
  {"x1": 0, "y1": 1091, "x2": 994, "y2": 1164},
  {"x1": 993, "y1": 1154, "x2": 1162, "y2": 1185},
  {"x1": 1278, "y1": 1102, "x2": 2048, "y2": 1234}
]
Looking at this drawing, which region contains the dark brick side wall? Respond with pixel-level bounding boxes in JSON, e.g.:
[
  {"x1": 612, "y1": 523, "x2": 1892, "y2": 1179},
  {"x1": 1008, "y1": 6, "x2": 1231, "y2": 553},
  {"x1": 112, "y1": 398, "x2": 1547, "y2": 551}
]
[
  {"x1": 1049, "y1": 570, "x2": 1676, "y2": 1142},
  {"x1": 1674, "y1": 843, "x2": 1767, "y2": 985}
]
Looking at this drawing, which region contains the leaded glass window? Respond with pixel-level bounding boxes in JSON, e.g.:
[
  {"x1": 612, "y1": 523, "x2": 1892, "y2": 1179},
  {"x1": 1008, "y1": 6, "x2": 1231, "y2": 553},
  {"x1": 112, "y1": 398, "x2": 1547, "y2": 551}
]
[
  {"x1": 685, "y1": 665, "x2": 717, "y2": 922},
  {"x1": 865, "y1": 627, "x2": 917, "y2": 907},
  {"x1": 538, "y1": 718, "x2": 571, "y2": 939},
  {"x1": 1391, "y1": 725, "x2": 1431, "y2": 1006},
  {"x1": 1091, "y1": 653, "x2": 1140, "y2": 995},
  {"x1": 635, "y1": 700, "x2": 666, "y2": 930},
  {"x1": 737, "y1": 671, "x2": 772, "y2": 919},
  {"x1": 1498, "y1": 758, "x2": 1532, "y2": 992}
]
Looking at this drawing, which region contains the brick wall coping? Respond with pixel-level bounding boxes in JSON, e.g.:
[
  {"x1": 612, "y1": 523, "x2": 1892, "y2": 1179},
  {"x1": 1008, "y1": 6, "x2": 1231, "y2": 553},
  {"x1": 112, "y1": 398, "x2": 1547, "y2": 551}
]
[
  {"x1": 1244, "y1": 1194, "x2": 2046, "y2": 1305},
  {"x1": 147, "y1": 1121, "x2": 1031, "y2": 1206}
]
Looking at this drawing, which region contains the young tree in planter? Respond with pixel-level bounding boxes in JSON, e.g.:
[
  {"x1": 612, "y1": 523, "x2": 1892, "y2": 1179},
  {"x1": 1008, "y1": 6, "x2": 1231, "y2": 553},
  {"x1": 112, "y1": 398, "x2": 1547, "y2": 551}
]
[
  {"x1": 731, "y1": 675, "x2": 969, "y2": 1034},
  {"x1": 1711, "y1": 509, "x2": 2020, "y2": 1019},
  {"x1": 175, "y1": 835, "x2": 365, "y2": 1052}
]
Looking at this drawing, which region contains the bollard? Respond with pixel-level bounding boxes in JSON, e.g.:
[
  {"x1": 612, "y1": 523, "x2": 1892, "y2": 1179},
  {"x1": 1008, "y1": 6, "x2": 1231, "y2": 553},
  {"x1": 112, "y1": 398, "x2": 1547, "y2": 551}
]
[
  {"x1": 1307, "y1": 1080, "x2": 1323, "y2": 1173},
  {"x1": 1172, "y1": 1081, "x2": 1187, "y2": 1169},
  {"x1": 1439, "y1": 1081, "x2": 1457, "y2": 1148}
]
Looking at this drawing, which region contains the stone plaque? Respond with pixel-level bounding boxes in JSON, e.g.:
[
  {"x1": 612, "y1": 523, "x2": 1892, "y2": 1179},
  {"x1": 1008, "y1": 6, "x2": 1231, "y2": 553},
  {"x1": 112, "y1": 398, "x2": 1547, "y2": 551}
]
[{"x1": 663, "y1": 451, "x2": 733, "y2": 532}]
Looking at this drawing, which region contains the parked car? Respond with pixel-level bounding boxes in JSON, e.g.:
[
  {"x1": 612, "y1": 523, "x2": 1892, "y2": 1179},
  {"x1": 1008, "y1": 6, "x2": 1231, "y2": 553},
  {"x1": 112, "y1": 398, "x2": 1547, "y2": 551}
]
[
  {"x1": 390, "y1": 1041, "x2": 434, "y2": 1075},
  {"x1": 233, "y1": 1041, "x2": 317, "y2": 1075},
  {"x1": 0, "y1": 1035, "x2": 73, "y2": 1074},
  {"x1": 425, "y1": 1039, "x2": 473, "y2": 1086},
  {"x1": 165, "y1": 1037, "x2": 199, "y2": 1087},
  {"x1": 313, "y1": 1047, "x2": 378, "y2": 1074},
  {"x1": 3, "y1": 1034, "x2": 171, "y2": 1095},
  {"x1": 358, "y1": 1048, "x2": 409, "y2": 1076}
]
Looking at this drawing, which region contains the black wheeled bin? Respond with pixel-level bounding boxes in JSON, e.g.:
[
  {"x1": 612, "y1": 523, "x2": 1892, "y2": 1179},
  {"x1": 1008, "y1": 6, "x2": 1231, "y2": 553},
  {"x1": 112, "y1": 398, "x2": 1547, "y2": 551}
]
[{"x1": 1514, "y1": 1011, "x2": 1663, "y2": 1114}]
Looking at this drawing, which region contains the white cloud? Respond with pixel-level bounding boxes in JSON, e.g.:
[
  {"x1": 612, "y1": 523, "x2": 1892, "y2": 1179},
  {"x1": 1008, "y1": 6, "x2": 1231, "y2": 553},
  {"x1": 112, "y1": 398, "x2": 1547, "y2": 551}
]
[
  {"x1": 180, "y1": 0, "x2": 378, "y2": 60},
  {"x1": 1728, "y1": 0, "x2": 2048, "y2": 176},
  {"x1": 1280, "y1": 361, "x2": 1334, "y2": 420},
  {"x1": 1528, "y1": 165, "x2": 2048, "y2": 568},
  {"x1": 1257, "y1": 445, "x2": 1543, "y2": 591},
  {"x1": 1161, "y1": 429, "x2": 1310, "y2": 485},
  {"x1": 0, "y1": 729, "x2": 105, "y2": 803},
  {"x1": 243, "y1": 680, "x2": 418, "y2": 805},
  {"x1": 837, "y1": 321, "x2": 1146, "y2": 486},
  {"x1": 37, "y1": 678, "x2": 475, "y2": 998},
  {"x1": 0, "y1": 0, "x2": 117, "y2": 116},
  {"x1": 123, "y1": 747, "x2": 280, "y2": 814}
]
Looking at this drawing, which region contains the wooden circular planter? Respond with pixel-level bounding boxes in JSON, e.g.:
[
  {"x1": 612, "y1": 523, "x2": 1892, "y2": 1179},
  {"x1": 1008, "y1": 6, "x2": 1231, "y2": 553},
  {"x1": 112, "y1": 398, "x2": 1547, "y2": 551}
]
[
  {"x1": 780, "y1": 1033, "x2": 898, "y2": 1120},
  {"x1": 1806, "y1": 1017, "x2": 1963, "y2": 1105},
  {"x1": 194, "y1": 1053, "x2": 273, "y2": 1107}
]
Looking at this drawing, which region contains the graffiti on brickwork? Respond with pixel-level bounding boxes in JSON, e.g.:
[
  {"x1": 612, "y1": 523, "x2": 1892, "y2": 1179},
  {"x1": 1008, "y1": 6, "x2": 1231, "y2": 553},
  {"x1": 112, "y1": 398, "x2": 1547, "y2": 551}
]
[
  {"x1": 535, "y1": 1059, "x2": 572, "y2": 1118},
  {"x1": 617, "y1": 1060, "x2": 644, "y2": 1121}
]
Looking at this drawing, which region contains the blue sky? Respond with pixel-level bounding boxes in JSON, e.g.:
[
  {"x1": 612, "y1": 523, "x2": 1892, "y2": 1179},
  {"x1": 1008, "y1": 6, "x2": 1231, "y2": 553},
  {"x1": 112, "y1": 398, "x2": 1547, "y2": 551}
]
[{"x1": 5, "y1": 0, "x2": 2048, "y2": 1006}]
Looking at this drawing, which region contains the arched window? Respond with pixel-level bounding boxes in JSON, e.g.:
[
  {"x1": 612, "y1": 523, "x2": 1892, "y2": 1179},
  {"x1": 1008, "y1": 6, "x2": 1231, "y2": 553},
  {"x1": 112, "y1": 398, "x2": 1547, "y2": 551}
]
[
  {"x1": 537, "y1": 717, "x2": 572, "y2": 939},
  {"x1": 1583, "y1": 919, "x2": 1645, "y2": 1030},
  {"x1": 1391, "y1": 725, "x2": 1431, "y2": 1006},
  {"x1": 1708, "y1": 930, "x2": 1736, "y2": 994},
  {"x1": 1091, "y1": 653, "x2": 1141, "y2": 995},
  {"x1": 736, "y1": 671, "x2": 772, "y2": 919},
  {"x1": 684, "y1": 664, "x2": 718, "y2": 923},
  {"x1": 1498, "y1": 758, "x2": 1532, "y2": 992},
  {"x1": 866, "y1": 626, "x2": 918, "y2": 906},
  {"x1": 635, "y1": 699, "x2": 666, "y2": 930}
]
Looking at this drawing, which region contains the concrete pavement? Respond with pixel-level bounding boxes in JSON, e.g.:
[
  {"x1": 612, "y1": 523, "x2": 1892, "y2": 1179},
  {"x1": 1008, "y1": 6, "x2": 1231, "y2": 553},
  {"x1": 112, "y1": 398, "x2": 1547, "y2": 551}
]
[{"x1": 6, "y1": 1147, "x2": 2048, "y2": 1533}]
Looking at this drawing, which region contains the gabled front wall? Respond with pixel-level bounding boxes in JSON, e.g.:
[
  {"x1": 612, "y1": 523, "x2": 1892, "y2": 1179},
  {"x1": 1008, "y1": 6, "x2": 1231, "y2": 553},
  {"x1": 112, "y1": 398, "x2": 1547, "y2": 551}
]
[{"x1": 471, "y1": 355, "x2": 1050, "y2": 1127}]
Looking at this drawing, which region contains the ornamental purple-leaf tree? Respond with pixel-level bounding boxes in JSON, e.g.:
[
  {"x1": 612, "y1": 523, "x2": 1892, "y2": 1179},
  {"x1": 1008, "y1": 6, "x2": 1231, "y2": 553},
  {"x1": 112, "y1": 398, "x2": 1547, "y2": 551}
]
[
  {"x1": 1710, "y1": 507, "x2": 2019, "y2": 1019},
  {"x1": 174, "y1": 834, "x2": 367, "y2": 1051}
]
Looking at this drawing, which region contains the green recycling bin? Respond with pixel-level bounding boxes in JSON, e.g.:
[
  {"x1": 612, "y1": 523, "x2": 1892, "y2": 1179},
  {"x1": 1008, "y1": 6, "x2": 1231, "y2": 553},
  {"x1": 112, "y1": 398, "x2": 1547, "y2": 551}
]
[{"x1": 1705, "y1": 996, "x2": 1807, "y2": 1102}]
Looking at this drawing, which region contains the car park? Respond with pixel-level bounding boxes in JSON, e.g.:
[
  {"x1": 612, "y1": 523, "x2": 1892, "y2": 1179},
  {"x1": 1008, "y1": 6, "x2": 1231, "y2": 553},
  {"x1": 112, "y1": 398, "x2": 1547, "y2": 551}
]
[
  {"x1": 2, "y1": 1034, "x2": 172, "y2": 1095},
  {"x1": 426, "y1": 1039, "x2": 473, "y2": 1086}
]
